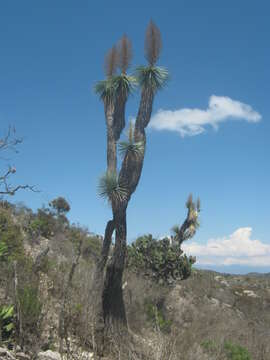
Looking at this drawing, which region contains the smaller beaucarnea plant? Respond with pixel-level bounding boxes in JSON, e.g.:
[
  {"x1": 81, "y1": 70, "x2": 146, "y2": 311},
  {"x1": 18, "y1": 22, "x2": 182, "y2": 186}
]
[
  {"x1": 98, "y1": 172, "x2": 128, "y2": 204},
  {"x1": 172, "y1": 194, "x2": 201, "y2": 246},
  {"x1": 118, "y1": 122, "x2": 144, "y2": 158}
]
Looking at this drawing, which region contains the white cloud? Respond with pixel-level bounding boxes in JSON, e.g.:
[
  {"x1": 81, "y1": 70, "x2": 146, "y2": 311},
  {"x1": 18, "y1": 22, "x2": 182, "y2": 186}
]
[
  {"x1": 182, "y1": 227, "x2": 270, "y2": 267},
  {"x1": 150, "y1": 95, "x2": 262, "y2": 137}
]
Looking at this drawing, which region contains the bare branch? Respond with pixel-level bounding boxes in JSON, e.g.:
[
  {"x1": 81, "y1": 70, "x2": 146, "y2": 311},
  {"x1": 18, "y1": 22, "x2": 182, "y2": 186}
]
[
  {"x1": 0, "y1": 128, "x2": 38, "y2": 196},
  {"x1": 0, "y1": 165, "x2": 38, "y2": 195},
  {"x1": 0, "y1": 126, "x2": 23, "y2": 152}
]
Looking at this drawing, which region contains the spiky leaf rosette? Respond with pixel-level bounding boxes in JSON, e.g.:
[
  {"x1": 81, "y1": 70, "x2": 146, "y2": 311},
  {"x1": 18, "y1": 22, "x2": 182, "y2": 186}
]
[
  {"x1": 0, "y1": 241, "x2": 7, "y2": 259},
  {"x1": 119, "y1": 122, "x2": 144, "y2": 158},
  {"x1": 145, "y1": 20, "x2": 162, "y2": 66},
  {"x1": 114, "y1": 74, "x2": 137, "y2": 98},
  {"x1": 171, "y1": 225, "x2": 180, "y2": 236},
  {"x1": 196, "y1": 197, "x2": 201, "y2": 212},
  {"x1": 95, "y1": 74, "x2": 136, "y2": 104},
  {"x1": 135, "y1": 65, "x2": 169, "y2": 92},
  {"x1": 172, "y1": 195, "x2": 201, "y2": 244},
  {"x1": 98, "y1": 172, "x2": 128, "y2": 203},
  {"x1": 117, "y1": 34, "x2": 132, "y2": 74},
  {"x1": 186, "y1": 193, "x2": 194, "y2": 209},
  {"x1": 94, "y1": 77, "x2": 116, "y2": 104},
  {"x1": 105, "y1": 45, "x2": 118, "y2": 77}
]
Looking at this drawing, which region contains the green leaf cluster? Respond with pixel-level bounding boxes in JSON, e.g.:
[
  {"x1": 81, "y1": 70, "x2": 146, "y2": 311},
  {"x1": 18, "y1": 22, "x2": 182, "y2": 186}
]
[
  {"x1": 201, "y1": 339, "x2": 251, "y2": 360},
  {"x1": 127, "y1": 235, "x2": 196, "y2": 283},
  {"x1": 98, "y1": 172, "x2": 128, "y2": 203},
  {"x1": 119, "y1": 122, "x2": 144, "y2": 158},
  {"x1": 49, "y1": 197, "x2": 70, "y2": 215},
  {"x1": 0, "y1": 241, "x2": 7, "y2": 259},
  {"x1": 28, "y1": 208, "x2": 56, "y2": 238},
  {"x1": 224, "y1": 341, "x2": 251, "y2": 360},
  {"x1": 144, "y1": 300, "x2": 172, "y2": 333},
  {"x1": 0, "y1": 208, "x2": 24, "y2": 261},
  {"x1": 18, "y1": 285, "x2": 42, "y2": 332},
  {"x1": 95, "y1": 74, "x2": 136, "y2": 103},
  {"x1": 135, "y1": 66, "x2": 169, "y2": 92},
  {"x1": 0, "y1": 304, "x2": 14, "y2": 343}
]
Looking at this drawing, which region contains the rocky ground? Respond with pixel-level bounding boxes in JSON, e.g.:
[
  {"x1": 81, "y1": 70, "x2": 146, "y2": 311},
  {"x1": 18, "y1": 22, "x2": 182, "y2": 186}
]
[
  {"x1": 0, "y1": 204, "x2": 269, "y2": 359},
  {"x1": 124, "y1": 269, "x2": 270, "y2": 359}
]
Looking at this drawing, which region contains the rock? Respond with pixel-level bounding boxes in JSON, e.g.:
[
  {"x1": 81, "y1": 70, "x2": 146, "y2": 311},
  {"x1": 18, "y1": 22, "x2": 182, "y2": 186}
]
[
  {"x1": 37, "y1": 350, "x2": 61, "y2": 360},
  {"x1": 16, "y1": 352, "x2": 31, "y2": 360},
  {"x1": 209, "y1": 297, "x2": 220, "y2": 306},
  {"x1": 0, "y1": 347, "x2": 16, "y2": 360},
  {"x1": 81, "y1": 351, "x2": 94, "y2": 359},
  {"x1": 0, "y1": 347, "x2": 7, "y2": 356},
  {"x1": 243, "y1": 289, "x2": 259, "y2": 298}
]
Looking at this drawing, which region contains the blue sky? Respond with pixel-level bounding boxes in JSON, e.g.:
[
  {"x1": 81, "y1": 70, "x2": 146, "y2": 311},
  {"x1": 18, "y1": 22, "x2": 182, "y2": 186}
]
[{"x1": 1, "y1": 0, "x2": 269, "y2": 273}]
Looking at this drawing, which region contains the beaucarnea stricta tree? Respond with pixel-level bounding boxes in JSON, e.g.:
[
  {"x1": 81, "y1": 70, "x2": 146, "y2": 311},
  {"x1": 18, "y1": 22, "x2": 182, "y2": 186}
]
[{"x1": 92, "y1": 21, "x2": 168, "y2": 355}]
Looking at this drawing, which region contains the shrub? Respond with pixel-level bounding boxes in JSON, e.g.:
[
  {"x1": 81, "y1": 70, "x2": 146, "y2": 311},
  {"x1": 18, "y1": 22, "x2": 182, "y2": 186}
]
[
  {"x1": 0, "y1": 304, "x2": 14, "y2": 344},
  {"x1": 127, "y1": 234, "x2": 195, "y2": 283},
  {"x1": 16, "y1": 257, "x2": 44, "y2": 349},
  {"x1": 0, "y1": 208, "x2": 24, "y2": 261},
  {"x1": 144, "y1": 298, "x2": 172, "y2": 333},
  {"x1": 224, "y1": 341, "x2": 251, "y2": 360},
  {"x1": 18, "y1": 285, "x2": 42, "y2": 330},
  {"x1": 201, "y1": 339, "x2": 251, "y2": 360},
  {"x1": 81, "y1": 235, "x2": 101, "y2": 260},
  {"x1": 201, "y1": 339, "x2": 218, "y2": 353},
  {"x1": 49, "y1": 197, "x2": 70, "y2": 215},
  {"x1": 0, "y1": 241, "x2": 7, "y2": 259},
  {"x1": 28, "y1": 208, "x2": 55, "y2": 238}
]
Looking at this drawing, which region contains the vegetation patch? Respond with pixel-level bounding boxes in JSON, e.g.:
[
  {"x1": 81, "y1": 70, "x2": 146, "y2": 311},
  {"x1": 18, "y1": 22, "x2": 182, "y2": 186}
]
[
  {"x1": 201, "y1": 339, "x2": 251, "y2": 360},
  {"x1": 127, "y1": 234, "x2": 195, "y2": 283},
  {"x1": 144, "y1": 298, "x2": 172, "y2": 333}
]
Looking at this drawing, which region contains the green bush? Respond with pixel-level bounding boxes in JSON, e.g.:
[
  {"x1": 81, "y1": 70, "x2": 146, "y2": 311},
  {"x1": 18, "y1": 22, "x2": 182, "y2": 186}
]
[
  {"x1": 144, "y1": 299, "x2": 172, "y2": 333},
  {"x1": 19, "y1": 285, "x2": 42, "y2": 328},
  {"x1": 127, "y1": 235, "x2": 195, "y2": 282},
  {"x1": 224, "y1": 341, "x2": 251, "y2": 360},
  {"x1": 49, "y1": 197, "x2": 70, "y2": 215},
  {"x1": 0, "y1": 241, "x2": 7, "y2": 259},
  {"x1": 0, "y1": 304, "x2": 14, "y2": 344},
  {"x1": 201, "y1": 339, "x2": 218, "y2": 353},
  {"x1": 28, "y1": 208, "x2": 55, "y2": 238},
  {"x1": 81, "y1": 235, "x2": 101, "y2": 260},
  {"x1": 0, "y1": 208, "x2": 24, "y2": 261},
  {"x1": 201, "y1": 339, "x2": 251, "y2": 360}
]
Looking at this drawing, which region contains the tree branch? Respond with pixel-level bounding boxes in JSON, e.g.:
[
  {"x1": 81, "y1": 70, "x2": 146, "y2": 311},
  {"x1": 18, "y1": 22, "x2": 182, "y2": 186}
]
[{"x1": 0, "y1": 128, "x2": 38, "y2": 196}]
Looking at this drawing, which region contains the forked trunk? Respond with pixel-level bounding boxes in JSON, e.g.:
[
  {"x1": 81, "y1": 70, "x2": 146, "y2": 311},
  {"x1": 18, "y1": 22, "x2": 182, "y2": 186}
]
[
  {"x1": 92, "y1": 220, "x2": 115, "y2": 355},
  {"x1": 103, "y1": 210, "x2": 127, "y2": 332},
  {"x1": 92, "y1": 211, "x2": 127, "y2": 355}
]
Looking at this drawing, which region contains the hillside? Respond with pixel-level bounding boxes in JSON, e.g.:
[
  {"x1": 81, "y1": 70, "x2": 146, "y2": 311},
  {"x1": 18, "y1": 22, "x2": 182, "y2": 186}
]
[{"x1": 0, "y1": 202, "x2": 269, "y2": 360}]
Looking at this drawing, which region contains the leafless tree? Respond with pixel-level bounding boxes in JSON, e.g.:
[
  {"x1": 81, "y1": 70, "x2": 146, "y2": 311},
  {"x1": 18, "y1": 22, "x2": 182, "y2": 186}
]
[{"x1": 0, "y1": 126, "x2": 36, "y2": 196}]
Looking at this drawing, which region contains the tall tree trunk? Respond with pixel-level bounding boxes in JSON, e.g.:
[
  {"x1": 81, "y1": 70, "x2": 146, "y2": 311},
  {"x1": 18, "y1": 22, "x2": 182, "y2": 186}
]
[
  {"x1": 105, "y1": 103, "x2": 117, "y2": 173},
  {"x1": 107, "y1": 128, "x2": 117, "y2": 174},
  {"x1": 92, "y1": 220, "x2": 115, "y2": 355},
  {"x1": 103, "y1": 210, "x2": 127, "y2": 333}
]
